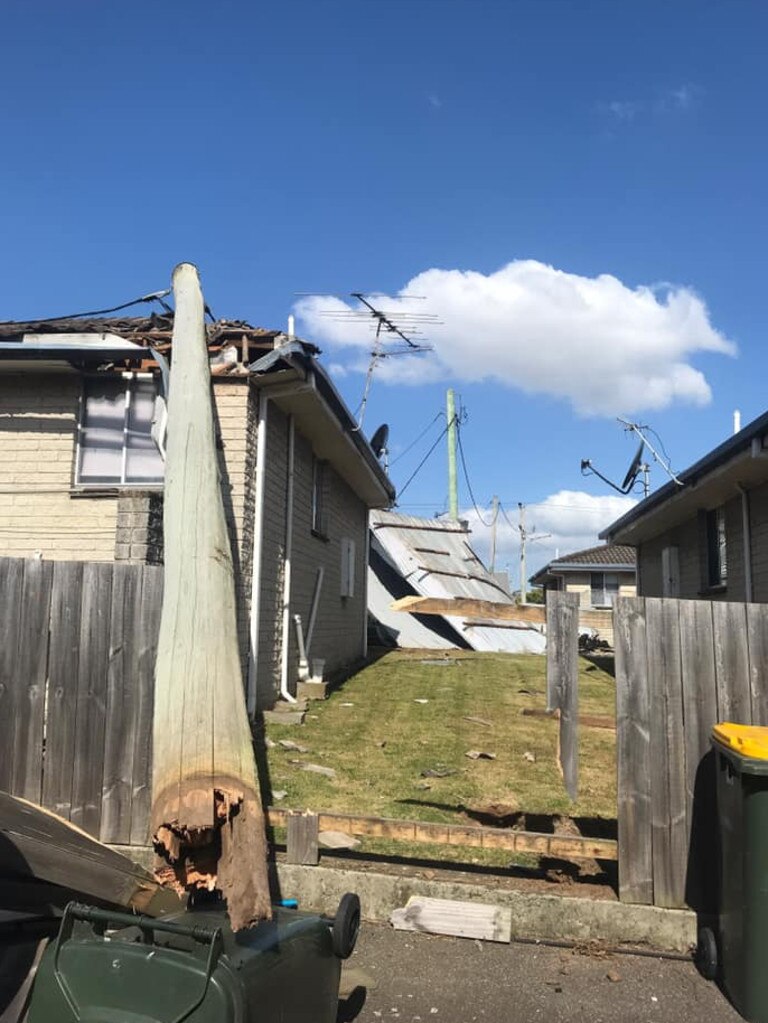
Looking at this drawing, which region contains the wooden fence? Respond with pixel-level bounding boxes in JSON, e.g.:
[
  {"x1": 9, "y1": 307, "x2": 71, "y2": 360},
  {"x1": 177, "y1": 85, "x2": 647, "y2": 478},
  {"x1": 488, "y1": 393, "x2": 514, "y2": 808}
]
[
  {"x1": 0, "y1": 556, "x2": 162, "y2": 847},
  {"x1": 615, "y1": 595, "x2": 768, "y2": 909},
  {"x1": 545, "y1": 591, "x2": 580, "y2": 800}
]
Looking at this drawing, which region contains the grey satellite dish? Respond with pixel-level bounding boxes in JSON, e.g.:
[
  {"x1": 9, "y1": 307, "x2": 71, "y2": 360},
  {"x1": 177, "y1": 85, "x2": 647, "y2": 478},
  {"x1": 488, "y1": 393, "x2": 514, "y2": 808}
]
[
  {"x1": 370, "y1": 423, "x2": 389, "y2": 460},
  {"x1": 621, "y1": 439, "x2": 645, "y2": 491}
]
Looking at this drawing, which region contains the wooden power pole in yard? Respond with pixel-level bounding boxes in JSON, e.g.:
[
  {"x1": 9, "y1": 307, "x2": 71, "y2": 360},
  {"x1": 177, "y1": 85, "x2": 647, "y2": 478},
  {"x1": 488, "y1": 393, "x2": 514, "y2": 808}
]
[{"x1": 151, "y1": 263, "x2": 271, "y2": 930}]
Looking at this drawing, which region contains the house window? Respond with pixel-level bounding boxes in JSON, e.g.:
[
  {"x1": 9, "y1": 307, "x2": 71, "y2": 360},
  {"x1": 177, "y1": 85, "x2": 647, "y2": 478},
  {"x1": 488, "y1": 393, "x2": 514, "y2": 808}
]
[
  {"x1": 706, "y1": 506, "x2": 727, "y2": 587},
  {"x1": 76, "y1": 375, "x2": 164, "y2": 486},
  {"x1": 590, "y1": 572, "x2": 619, "y2": 607},
  {"x1": 311, "y1": 457, "x2": 327, "y2": 536}
]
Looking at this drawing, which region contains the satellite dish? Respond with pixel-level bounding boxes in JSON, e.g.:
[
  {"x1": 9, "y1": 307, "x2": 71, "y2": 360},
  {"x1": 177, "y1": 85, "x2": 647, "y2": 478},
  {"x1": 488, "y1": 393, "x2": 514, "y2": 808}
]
[
  {"x1": 370, "y1": 423, "x2": 389, "y2": 460},
  {"x1": 621, "y1": 439, "x2": 645, "y2": 491}
]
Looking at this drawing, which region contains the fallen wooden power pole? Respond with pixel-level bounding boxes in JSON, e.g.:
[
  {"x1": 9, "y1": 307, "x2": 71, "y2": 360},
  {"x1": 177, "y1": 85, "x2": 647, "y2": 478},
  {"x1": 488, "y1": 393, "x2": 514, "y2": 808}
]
[
  {"x1": 390, "y1": 595, "x2": 547, "y2": 624},
  {"x1": 151, "y1": 263, "x2": 271, "y2": 930}
]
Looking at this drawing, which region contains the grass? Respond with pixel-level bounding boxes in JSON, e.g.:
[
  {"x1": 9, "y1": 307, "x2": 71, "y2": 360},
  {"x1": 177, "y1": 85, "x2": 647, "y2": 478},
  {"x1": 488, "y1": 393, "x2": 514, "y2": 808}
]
[{"x1": 264, "y1": 649, "x2": 617, "y2": 867}]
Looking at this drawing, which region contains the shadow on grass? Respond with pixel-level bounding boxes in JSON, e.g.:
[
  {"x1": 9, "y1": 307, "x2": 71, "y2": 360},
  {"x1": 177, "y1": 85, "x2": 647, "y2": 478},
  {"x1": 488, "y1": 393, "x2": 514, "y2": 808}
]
[{"x1": 396, "y1": 798, "x2": 617, "y2": 839}]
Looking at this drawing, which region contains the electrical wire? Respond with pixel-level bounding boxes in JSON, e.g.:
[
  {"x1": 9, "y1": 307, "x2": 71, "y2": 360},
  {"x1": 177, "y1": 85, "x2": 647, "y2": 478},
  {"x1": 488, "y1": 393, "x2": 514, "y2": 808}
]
[
  {"x1": 396, "y1": 418, "x2": 453, "y2": 500},
  {"x1": 0, "y1": 290, "x2": 173, "y2": 327},
  {"x1": 456, "y1": 422, "x2": 493, "y2": 527},
  {"x1": 390, "y1": 411, "x2": 445, "y2": 467}
]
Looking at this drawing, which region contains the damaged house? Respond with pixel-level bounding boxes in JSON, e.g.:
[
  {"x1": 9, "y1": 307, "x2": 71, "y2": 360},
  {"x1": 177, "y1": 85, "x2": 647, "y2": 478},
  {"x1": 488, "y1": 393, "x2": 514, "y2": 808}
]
[{"x1": 0, "y1": 313, "x2": 394, "y2": 710}]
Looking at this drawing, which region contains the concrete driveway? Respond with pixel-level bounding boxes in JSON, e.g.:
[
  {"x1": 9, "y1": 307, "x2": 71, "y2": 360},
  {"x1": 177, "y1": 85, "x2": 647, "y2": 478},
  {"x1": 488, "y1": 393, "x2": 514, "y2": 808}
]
[{"x1": 339, "y1": 923, "x2": 741, "y2": 1023}]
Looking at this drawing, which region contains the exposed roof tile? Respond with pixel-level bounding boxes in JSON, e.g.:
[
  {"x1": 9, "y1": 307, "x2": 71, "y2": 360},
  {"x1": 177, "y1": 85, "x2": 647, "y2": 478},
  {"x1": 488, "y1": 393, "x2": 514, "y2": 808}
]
[{"x1": 548, "y1": 544, "x2": 636, "y2": 567}]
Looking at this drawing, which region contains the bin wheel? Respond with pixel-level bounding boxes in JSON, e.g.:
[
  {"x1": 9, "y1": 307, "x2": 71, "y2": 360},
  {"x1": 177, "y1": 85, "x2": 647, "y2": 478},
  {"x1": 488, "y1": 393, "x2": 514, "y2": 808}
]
[
  {"x1": 332, "y1": 893, "x2": 360, "y2": 959},
  {"x1": 696, "y1": 926, "x2": 718, "y2": 980}
]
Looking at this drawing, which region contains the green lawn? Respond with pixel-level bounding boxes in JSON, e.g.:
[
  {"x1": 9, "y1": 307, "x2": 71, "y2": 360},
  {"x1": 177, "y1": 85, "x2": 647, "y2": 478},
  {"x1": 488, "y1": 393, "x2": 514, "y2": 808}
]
[{"x1": 264, "y1": 650, "x2": 616, "y2": 869}]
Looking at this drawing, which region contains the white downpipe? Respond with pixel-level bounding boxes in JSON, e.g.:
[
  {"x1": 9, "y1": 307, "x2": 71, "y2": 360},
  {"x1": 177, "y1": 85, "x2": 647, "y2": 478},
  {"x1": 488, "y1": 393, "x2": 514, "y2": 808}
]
[
  {"x1": 247, "y1": 394, "x2": 269, "y2": 716},
  {"x1": 361, "y1": 523, "x2": 370, "y2": 660},
  {"x1": 280, "y1": 414, "x2": 297, "y2": 702},
  {"x1": 739, "y1": 483, "x2": 753, "y2": 602}
]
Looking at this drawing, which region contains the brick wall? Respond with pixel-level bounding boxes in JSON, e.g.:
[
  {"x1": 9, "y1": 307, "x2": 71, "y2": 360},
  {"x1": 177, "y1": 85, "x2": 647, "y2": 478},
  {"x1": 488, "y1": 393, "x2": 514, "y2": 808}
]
[{"x1": 0, "y1": 373, "x2": 119, "y2": 560}]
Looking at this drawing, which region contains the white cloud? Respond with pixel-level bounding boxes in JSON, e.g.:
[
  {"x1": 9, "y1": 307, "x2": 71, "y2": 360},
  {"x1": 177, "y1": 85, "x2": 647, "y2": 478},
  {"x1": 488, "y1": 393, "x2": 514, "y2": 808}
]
[
  {"x1": 296, "y1": 260, "x2": 735, "y2": 416},
  {"x1": 603, "y1": 99, "x2": 642, "y2": 122},
  {"x1": 459, "y1": 490, "x2": 638, "y2": 585}
]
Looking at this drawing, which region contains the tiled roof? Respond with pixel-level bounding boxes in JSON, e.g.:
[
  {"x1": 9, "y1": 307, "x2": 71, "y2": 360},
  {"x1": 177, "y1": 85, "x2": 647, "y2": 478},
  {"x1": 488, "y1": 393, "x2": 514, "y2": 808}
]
[{"x1": 549, "y1": 544, "x2": 636, "y2": 567}]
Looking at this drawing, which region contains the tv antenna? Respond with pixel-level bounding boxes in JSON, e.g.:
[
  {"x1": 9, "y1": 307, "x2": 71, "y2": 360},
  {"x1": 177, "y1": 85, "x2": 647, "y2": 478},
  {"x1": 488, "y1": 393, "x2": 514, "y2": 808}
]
[
  {"x1": 581, "y1": 419, "x2": 683, "y2": 498},
  {"x1": 301, "y1": 292, "x2": 440, "y2": 428}
]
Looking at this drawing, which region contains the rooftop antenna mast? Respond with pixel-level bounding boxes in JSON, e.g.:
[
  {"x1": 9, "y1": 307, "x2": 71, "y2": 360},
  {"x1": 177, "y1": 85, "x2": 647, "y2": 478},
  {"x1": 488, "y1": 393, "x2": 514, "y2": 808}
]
[
  {"x1": 581, "y1": 419, "x2": 682, "y2": 498},
  {"x1": 312, "y1": 292, "x2": 439, "y2": 428}
]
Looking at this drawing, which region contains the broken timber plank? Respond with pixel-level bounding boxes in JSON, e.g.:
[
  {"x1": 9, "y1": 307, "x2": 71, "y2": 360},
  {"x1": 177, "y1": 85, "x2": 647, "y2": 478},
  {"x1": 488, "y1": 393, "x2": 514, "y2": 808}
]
[
  {"x1": 0, "y1": 791, "x2": 181, "y2": 917},
  {"x1": 390, "y1": 896, "x2": 512, "y2": 943},
  {"x1": 286, "y1": 812, "x2": 319, "y2": 865},
  {"x1": 390, "y1": 595, "x2": 545, "y2": 624},
  {"x1": 266, "y1": 808, "x2": 617, "y2": 861},
  {"x1": 151, "y1": 263, "x2": 271, "y2": 930}
]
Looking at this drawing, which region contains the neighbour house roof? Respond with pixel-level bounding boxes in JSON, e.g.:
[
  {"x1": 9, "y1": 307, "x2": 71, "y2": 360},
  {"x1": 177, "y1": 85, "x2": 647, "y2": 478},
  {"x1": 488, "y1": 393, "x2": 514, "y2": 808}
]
[
  {"x1": 601, "y1": 408, "x2": 768, "y2": 546},
  {"x1": 368, "y1": 510, "x2": 546, "y2": 654},
  {"x1": 529, "y1": 544, "x2": 636, "y2": 587},
  {"x1": 0, "y1": 312, "x2": 394, "y2": 509}
]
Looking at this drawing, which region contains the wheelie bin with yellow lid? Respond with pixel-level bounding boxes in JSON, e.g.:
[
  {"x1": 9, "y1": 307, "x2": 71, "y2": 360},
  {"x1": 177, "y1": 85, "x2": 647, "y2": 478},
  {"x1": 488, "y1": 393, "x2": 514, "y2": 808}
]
[{"x1": 698, "y1": 722, "x2": 768, "y2": 1022}]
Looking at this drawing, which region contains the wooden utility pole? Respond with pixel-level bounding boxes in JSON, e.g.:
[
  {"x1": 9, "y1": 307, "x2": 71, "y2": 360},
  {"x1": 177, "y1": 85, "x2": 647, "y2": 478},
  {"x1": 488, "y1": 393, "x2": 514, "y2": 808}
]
[
  {"x1": 518, "y1": 502, "x2": 527, "y2": 603},
  {"x1": 447, "y1": 389, "x2": 458, "y2": 521},
  {"x1": 151, "y1": 263, "x2": 271, "y2": 930},
  {"x1": 489, "y1": 495, "x2": 499, "y2": 572}
]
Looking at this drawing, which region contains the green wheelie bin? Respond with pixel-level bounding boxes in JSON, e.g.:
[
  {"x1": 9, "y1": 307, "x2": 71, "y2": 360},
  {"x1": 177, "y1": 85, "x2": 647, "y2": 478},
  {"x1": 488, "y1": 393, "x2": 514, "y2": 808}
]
[{"x1": 699, "y1": 723, "x2": 768, "y2": 1022}]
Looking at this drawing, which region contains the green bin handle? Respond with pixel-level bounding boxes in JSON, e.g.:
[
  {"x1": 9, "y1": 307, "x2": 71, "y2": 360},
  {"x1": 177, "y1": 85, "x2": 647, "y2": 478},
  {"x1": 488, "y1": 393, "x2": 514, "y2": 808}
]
[{"x1": 53, "y1": 902, "x2": 223, "y2": 1023}]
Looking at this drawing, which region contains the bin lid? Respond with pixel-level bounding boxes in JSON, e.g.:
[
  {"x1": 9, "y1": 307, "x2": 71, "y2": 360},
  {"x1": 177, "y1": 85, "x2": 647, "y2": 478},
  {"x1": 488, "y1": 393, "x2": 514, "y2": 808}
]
[{"x1": 712, "y1": 722, "x2": 768, "y2": 760}]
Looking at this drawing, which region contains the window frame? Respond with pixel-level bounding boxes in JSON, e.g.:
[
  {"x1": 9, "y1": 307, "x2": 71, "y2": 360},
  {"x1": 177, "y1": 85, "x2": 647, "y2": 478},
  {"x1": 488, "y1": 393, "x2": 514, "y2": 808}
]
[
  {"x1": 311, "y1": 456, "x2": 328, "y2": 539},
  {"x1": 75, "y1": 371, "x2": 164, "y2": 488},
  {"x1": 706, "y1": 506, "x2": 728, "y2": 588},
  {"x1": 590, "y1": 571, "x2": 620, "y2": 608}
]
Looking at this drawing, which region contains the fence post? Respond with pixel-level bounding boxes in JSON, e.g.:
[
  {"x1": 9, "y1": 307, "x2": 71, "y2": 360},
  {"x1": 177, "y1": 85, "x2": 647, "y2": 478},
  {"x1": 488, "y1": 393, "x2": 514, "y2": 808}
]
[
  {"x1": 546, "y1": 591, "x2": 579, "y2": 800},
  {"x1": 286, "y1": 811, "x2": 320, "y2": 865}
]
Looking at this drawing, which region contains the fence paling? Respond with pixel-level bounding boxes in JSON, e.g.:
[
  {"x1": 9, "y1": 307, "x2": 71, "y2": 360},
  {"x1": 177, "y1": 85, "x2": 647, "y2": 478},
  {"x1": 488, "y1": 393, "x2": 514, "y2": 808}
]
[
  {"x1": 0, "y1": 556, "x2": 162, "y2": 847},
  {"x1": 614, "y1": 594, "x2": 768, "y2": 910}
]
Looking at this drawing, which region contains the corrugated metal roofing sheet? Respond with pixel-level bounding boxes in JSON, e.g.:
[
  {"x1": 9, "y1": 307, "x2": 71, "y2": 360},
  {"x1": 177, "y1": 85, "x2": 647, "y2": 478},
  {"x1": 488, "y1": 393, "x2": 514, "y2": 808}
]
[{"x1": 369, "y1": 510, "x2": 545, "y2": 654}]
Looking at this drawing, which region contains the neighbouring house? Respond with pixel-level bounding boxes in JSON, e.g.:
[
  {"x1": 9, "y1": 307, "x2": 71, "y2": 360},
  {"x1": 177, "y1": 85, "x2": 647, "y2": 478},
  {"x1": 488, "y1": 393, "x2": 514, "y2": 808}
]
[
  {"x1": 368, "y1": 510, "x2": 546, "y2": 653},
  {"x1": 600, "y1": 411, "x2": 768, "y2": 602},
  {"x1": 529, "y1": 543, "x2": 636, "y2": 647},
  {"x1": 0, "y1": 313, "x2": 394, "y2": 710},
  {"x1": 529, "y1": 544, "x2": 637, "y2": 608}
]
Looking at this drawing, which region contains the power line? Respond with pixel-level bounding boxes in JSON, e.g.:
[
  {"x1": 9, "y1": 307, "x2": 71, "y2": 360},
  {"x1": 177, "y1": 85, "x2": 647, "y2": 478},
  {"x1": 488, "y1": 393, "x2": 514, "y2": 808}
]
[
  {"x1": 456, "y1": 422, "x2": 493, "y2": 527},
  {"x1": 396, "y1": 417, "x2": 453, "y2": 500},
  {"x1": 0, "y1": 290, "x2": 173, "y2": 326},
  {"x1": 390, "y1": 411, "x2": 445, "y2": 467}
]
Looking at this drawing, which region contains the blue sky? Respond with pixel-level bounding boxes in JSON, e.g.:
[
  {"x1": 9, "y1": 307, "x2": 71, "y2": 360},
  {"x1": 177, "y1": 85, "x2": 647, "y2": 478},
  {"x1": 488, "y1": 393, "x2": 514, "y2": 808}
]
[{"x1": 2, "y1": 0, "x2": 766, "y2": 582}]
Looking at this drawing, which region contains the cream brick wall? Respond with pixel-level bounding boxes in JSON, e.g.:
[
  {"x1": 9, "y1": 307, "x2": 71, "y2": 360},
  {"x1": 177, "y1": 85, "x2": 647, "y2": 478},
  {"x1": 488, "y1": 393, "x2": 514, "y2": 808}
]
[{"x1": 0, "y1": 373, "x2": 118, "y2": 560}]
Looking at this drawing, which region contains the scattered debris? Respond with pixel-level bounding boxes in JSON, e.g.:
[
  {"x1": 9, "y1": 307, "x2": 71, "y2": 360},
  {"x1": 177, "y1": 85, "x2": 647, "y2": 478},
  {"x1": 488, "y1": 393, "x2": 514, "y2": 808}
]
[
  {"x1": 278, "y1": 739, "x2": 309, "y2": 753},
  {"x1": 272, "y1": 790, "x2": 287, "y2": 801},
  {"x1": 606, "y1": 970, "x2": 621, "y2": 983},
  {"x1": 288, "y1": 760, "x2": 337, "y2": 779},
  {"x1": 319, "y1": 830, "x2": 361, "y2": 850},
  {"x1": 264, "y1": 737, "x2": 277, "y2": 748},
  {"x1": 414, "y1": 698, "x2": 429, "y2": 704},
  {"x1": 463, "y1": 716, "x2": 492, "y2": 728},
  {"x1": 465, "y1": 750, "x2": 497, "y2": 760},
  {"x1": 340, "y1": 702, "x2": 355, "y2": 707},
  {"x1": 466, "y1": 798, "x2": 520, "y2": 819},
  {"x1": 518, "y1": 687, "x2": 534, "y2": 696},
  {"x1": 420, "y1": 766, "x2": 457, "y2": 778},
  {"x1": 376, "y1": 740, "x2": 387, "y2": 748},
  {"x1": 414, "y1": 781, "x2": 432, "y2": 791},
  {"x1": 390, "y1": 896, "x2": 512, "y2": 943},
  {"x1": 522, "y1": 751, "x2": 536, "y2": 763}
]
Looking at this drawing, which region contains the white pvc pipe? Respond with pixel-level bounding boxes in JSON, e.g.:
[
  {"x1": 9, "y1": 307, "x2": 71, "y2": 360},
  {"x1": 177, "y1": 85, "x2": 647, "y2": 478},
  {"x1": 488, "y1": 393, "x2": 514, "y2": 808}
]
[
  {"x1": 247, "y1": 394, "x2": 269, "y2": 716},
  {"x1": 279, "y1": 415, "x2": 297, "y2": 702}
]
